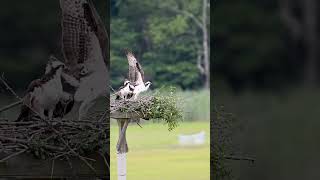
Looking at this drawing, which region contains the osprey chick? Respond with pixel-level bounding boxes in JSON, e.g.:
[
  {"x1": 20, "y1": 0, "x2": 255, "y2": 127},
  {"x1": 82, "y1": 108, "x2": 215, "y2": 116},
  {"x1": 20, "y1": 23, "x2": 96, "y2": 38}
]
[
  {"x1": 17, "y1": 59, "x2": 68, "y2": 121},
  {"x1": 115, "y1": 80, "x2": 134, "y2": 100}
]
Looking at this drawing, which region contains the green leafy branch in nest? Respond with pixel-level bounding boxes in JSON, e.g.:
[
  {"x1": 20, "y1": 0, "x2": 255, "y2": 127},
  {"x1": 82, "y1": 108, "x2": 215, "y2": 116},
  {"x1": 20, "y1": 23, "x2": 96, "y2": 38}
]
[
  {"x1": 110, "y1": 87, "x2": 183, "y2": 131},
  {"x1": 145, "y1": 87, "x2": 183, "y2": 131}
]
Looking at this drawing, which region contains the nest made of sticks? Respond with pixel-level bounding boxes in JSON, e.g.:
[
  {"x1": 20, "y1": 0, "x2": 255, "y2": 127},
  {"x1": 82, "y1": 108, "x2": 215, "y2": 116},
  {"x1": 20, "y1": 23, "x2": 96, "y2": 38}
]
[
  {"x1": 110, "y1": 90, "x2": 183, "y2": 131},
  {"x1": 0, "y1": 76, "x2": 109, "y2": 172},
  {"x1": 0, "y1": 111, "x2": 109, "y2": 171}
]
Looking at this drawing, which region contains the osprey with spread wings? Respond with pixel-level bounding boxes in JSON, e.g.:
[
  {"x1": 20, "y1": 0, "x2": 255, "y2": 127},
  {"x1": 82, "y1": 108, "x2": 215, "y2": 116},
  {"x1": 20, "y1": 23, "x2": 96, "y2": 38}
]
[
  {"x1": 124, "y1": 49, "x2": 151, "y2": 100},
  {"x1": 114, "y1": 49, "x2": 152, "y2": 100},
  {"x1": 17, "y1": 0, "x2": 109, "y2": 121},
  {"x1": 59, "y1": 0, "x2": 109, "y2": 120}
]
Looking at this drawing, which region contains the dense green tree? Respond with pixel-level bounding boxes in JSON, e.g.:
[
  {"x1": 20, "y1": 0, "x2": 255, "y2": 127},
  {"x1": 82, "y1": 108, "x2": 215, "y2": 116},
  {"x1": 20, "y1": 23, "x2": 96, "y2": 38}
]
[{"x1": 111, "y1": 0, "x2": 209, "y2": 90}]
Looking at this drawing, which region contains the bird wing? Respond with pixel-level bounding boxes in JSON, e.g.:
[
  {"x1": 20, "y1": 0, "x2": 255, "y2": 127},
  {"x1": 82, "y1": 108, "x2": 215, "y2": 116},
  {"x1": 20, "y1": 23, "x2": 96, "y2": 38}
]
[
  {"x1": 135, "y1": 61, "x2": 145, "y2": 84},
  {"x1": 26, "y1": 79, "x2": 42, "y2": 93},
  {"x1": 87, "y1": 0, "x2": 109, "y2": 66},
  {"x1": 124, "y1": 50, "x2": 144, "y2": 85},
  {"x1": 60, "y1": 0, "x2": 107, "y2": 74}
]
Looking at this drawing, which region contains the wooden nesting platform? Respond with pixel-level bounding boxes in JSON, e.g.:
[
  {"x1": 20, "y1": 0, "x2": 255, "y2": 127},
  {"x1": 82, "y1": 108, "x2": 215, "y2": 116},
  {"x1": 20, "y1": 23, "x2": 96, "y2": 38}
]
[
  {"x1": 110, "y1": 111, "x2": 145, "y2": 119},
  {"x1": 110, "y1": 111, "x2": 148, "y2": 154},
  {"x1": 0, "y1": 152, "x2": 108, "y2": 179}
]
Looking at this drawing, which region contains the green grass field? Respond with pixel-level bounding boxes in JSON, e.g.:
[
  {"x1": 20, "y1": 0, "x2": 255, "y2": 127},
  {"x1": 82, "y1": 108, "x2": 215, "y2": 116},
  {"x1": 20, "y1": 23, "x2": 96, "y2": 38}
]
[{"x1": 110, "y1": 121, "x2": 210, "y2": 180}]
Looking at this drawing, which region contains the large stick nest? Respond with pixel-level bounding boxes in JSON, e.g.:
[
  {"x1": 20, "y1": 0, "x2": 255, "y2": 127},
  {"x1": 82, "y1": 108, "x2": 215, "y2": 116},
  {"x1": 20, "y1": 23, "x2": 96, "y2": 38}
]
[
  {"x1": 110, "y1": 90, "x2": 183, "y2": 131},
  {"x1": 0, "y1": 76, "x2": 109, "y2": 173},
  {"x1": 0, "y1": 111, "x2": 108, "y2": 169}
]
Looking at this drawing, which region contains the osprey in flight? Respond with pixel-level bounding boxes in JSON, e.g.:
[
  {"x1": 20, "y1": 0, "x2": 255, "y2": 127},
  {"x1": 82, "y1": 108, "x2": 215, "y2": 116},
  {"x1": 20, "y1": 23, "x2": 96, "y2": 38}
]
[{"x1": 124, "y1": 49, "x2": 152, "y2": 100}]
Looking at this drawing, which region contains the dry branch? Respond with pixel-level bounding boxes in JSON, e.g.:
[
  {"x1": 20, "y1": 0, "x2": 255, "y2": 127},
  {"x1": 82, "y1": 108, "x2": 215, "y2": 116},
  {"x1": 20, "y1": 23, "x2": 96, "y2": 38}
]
[
  {"x1": 0, "y1": 135, "x2": 65, "y2": 151},
  {"x1": 224, "y1": 155, "x2": 255, "y2": 163},
  {"x1": 0, "y1": 100, "x2": 22, "y2": 113},
  {"x1": 0, "y1": 149, "x2": 26, "y2": 162}
]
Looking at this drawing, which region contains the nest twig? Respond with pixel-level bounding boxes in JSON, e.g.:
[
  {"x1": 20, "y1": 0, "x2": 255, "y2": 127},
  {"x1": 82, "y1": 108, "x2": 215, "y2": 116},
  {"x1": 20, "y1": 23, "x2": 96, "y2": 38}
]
[{"x1": 0, "y1": 100, "x2": 22, "y2": 113}]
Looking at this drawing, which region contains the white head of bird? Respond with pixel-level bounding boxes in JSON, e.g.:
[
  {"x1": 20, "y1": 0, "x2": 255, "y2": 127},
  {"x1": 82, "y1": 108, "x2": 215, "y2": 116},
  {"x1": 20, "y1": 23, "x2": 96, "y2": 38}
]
[
  {"x1": 144, "y1": 81, "x2": 152, "y2": 91},
  {"x1": 124, "y1": 80, "x2": 135, "y2": 91},
  {"x1": 115, "y1": 80, "x2": 134, "y2": 100},
  {"x1": 124, "y1": 80, "x2": 130, "y2": 86},
  {"x1": 45, "y1": 57, "x2": 65, "y2": 74}
]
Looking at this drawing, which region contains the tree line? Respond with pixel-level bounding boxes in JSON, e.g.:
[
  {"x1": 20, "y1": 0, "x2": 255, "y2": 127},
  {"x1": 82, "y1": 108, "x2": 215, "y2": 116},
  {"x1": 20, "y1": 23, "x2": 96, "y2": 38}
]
[
  {"x1": 0, "y1": 0, "x2": 210, "y2": 92},
  {"x1": 110, "y1": 0, "x2": 210, "y2": 90}
]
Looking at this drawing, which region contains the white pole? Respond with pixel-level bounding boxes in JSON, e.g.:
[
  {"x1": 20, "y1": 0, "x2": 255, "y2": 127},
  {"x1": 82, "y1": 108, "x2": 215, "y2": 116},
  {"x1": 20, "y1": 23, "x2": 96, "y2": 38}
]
[{"x1": 117, "y1": 152, "x2": 127, "y2": 180}]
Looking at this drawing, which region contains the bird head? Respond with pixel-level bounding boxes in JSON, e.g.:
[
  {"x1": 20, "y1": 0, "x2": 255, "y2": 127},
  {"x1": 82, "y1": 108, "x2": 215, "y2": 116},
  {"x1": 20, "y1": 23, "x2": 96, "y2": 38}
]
[
  {"x1": 51, "y1": 61, "x2": 65, "y2": 69},
  {"x1": 123, "y1": 48, "x2": 135, "y2": 59},
  {"x1": 123, "y1": 80, "x2": 131, "y2": 86},
  {"x1": 129, "y1": 84, "x2": 135, "y2": 91},
  {"x1": 123, "y1": 48, "x2": 131, "y2": 55},
  {"x1": 145, "y1": 81, "x2": 152, "y2": 87},
  {"x1": 79, "y1": 64, "x2": 89, "y2": 76},
  {"x1": 46, "y1": 56, "x2": 65, "y2": 74}
]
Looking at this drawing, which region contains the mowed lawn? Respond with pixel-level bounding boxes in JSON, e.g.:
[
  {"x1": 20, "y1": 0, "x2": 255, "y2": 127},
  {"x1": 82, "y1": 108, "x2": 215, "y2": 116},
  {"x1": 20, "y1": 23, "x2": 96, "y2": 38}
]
[{"x1": 110, "y1": 121, "x2": 210, "y2": 180}]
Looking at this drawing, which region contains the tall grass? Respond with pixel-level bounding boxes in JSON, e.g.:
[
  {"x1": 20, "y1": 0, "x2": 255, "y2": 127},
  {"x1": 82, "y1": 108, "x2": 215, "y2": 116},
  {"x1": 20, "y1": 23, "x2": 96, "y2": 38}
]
[
  {"x1": 178, "y1": 89, "x2": 210, "y2": 121},
  {"x1": 139, "y1": 88, "x2": 210, "y2": 122}
]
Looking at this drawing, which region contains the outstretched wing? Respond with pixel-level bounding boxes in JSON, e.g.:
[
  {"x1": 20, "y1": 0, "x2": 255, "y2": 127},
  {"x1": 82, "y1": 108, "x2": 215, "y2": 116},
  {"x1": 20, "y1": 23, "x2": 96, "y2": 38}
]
[
  {"x1": 60, "y1": 0, "x2": 108, "y2": 73},
  {"x1": 87, "y1": 0, "x2": 109, "y2": 66},
  {"x1": 124, "y1": 49, "x2": 144, "y2": 85}
]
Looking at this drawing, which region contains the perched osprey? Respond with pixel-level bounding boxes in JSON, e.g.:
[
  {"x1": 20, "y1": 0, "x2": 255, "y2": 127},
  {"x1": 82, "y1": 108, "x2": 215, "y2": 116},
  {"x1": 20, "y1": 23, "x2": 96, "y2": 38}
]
[
  {"x1": 50, "y1": 56, "x2": 89, "y2": 118},
  {"x1": 51, "y1": 66, "x2": 81, "y2": 118},
  {"x1": 124, "y1": 49, "x2": 152, "y2": 100},
  {"x1": 115, "y1": 80, "x2": 134, "y2": 100},
  {"x1": 59, "y1": 0, "x2": 109, "y2": 120},
  {"x1": 16, "y1": 59, "x2": 69, "y2": 121}
]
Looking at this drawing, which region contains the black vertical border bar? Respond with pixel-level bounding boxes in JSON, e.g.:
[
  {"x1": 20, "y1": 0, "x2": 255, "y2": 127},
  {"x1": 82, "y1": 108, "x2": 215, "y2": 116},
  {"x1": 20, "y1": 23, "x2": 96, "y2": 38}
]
[
  {"x1": 210, "y1": 0, "x2": 214, "y2": 179},
  {"x1": 97, "y1": 0, "x2": 110, "y2": 177}
]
